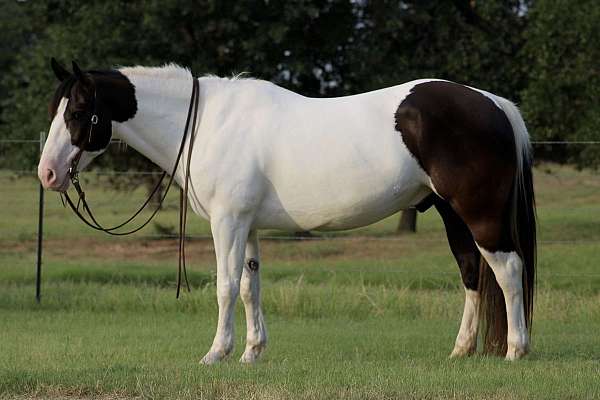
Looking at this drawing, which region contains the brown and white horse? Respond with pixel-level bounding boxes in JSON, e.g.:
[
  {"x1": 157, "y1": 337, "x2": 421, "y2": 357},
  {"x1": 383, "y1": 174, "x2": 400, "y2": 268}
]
[{"x1": 39, "y1": 59, "x2": 536, "y2": 363}]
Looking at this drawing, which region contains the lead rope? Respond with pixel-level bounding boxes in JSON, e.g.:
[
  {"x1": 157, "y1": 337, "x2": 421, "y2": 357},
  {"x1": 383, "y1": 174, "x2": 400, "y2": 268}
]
[
  {"x1": 64, "y1": 78, "x2": 199, "y2": 297},
  {"x1": 177, "y1": 78, "x2": 199, "y2": 297}
]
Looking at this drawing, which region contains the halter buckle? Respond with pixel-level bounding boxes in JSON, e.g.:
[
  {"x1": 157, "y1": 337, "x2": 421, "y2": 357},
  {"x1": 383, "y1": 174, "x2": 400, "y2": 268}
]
[
  {"x1": 91, "y1": 114, "x2": 98, "y2": 125},
  {"x1": 68, "y1": 165, "x2": 79, "y2": 183}
]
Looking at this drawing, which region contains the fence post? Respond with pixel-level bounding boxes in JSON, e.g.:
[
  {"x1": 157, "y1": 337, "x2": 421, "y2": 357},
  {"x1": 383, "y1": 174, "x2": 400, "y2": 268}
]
[{"x1": 36, "y1": 131, "x2": 45, "y2": 303}]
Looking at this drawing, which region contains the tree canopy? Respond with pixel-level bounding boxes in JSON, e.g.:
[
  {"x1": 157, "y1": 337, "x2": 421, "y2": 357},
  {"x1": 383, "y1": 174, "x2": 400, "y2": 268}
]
[
  {"x1": 1, "y1": 0, "x2": 598, "y2": 171},
  {"x1": 521, "y1": 0, "x2": 600, "y2": 167}
]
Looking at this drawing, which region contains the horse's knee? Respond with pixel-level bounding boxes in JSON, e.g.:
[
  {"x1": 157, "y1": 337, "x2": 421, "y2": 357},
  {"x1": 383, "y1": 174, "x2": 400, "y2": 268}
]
[{"x1": 217, "y1": 280, "x2": 240, "y2": 305}]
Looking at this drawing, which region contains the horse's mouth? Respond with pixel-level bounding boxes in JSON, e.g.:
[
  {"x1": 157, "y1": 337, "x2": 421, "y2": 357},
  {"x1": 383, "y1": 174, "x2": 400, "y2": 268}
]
[{"x1": 49, "y1": 177, "x2": 70, "y2": 193}]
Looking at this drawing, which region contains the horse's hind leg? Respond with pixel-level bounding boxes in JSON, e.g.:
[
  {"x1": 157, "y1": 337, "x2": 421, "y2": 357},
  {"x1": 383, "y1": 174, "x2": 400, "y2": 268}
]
[
  {"x1": 434, "y1": 199, "x2": 480, "y2": 357},
  {"x1": 438, "y1": 199, "x2": 529, "y2": 360},
  {"x1": 465, "y1": 214, "x2": 529, "y2": 360},
  {"x1": 239, "y1": 230, "x2": 267, "y2": 363},
  {"x1": 475, "y1": 235, "x2": 529, "y2": 360}
]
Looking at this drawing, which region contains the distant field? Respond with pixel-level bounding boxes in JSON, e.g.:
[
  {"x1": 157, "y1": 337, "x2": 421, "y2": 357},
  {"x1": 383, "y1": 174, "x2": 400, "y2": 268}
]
[{"x1": 1, "y1": 164, "x2": 599, "y2": 399}]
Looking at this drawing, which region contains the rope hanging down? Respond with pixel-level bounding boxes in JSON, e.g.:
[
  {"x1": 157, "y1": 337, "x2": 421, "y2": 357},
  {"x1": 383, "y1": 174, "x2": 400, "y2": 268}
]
[{"x1": 62, "y1": 78, "x2": 200, "y2": 298}]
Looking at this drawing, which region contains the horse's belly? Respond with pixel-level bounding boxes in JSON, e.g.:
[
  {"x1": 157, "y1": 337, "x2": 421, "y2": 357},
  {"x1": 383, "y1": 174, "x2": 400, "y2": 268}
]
[
  {"x1": 312, "y1": 183, "x2": 431, "y2": 231},
  {"x1": 254, "y1": 161, "x2": 431, "y2": 231}
]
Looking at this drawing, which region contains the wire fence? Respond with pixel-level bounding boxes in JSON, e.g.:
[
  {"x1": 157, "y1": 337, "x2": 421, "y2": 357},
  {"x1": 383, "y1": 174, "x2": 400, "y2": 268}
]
[
  {"x1": 2, "y1": 137, "x2": 600, "y2": 176},
  {"x1": 1, "y1": 134, "x2": 599, "y2": 240},
  {"x1": 4, "y1": 138, "x2": 600, "y2": 145},
  {"x1": 2, "y1": 134, "x2": 600, "y2": 295}
]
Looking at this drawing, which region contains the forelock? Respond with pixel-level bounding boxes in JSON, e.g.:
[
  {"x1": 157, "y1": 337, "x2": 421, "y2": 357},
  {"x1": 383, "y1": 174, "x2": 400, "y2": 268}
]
[{"x1": 48, "y1": 77, "x2": 76, "y2": 120}]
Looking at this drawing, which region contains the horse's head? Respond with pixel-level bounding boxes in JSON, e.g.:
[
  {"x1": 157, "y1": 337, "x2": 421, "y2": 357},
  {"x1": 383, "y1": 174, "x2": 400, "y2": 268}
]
[{"x1": 38, "y1": 59, "x2": 136, "y2": 191}]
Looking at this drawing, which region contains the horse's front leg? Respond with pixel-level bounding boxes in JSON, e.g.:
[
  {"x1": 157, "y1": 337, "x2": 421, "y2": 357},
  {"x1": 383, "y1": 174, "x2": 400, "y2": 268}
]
[
  {"x1": 200, "y1": 213, "x2": 250, "y2": 365},
  {"x1": 239, "y1": 230, "x2": 267, "y2": 363}
]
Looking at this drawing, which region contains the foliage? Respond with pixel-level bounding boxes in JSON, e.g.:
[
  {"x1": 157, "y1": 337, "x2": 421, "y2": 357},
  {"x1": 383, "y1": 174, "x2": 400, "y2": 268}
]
[
  {"x1": 346, "y1": 0, "x2": 531, "y2": 97},
  {"x1": 521, "y1": 0, "x2": 600, "y2": 167},
  {"x1": 0, "y1": 0, "x2": 598, "y2": 175}
]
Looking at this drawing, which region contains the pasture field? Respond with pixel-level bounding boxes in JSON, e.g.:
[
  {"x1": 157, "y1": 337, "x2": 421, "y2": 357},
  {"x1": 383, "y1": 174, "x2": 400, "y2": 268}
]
[{"x1": 1, "y1": 164, "x2": 599, "y2": 399}]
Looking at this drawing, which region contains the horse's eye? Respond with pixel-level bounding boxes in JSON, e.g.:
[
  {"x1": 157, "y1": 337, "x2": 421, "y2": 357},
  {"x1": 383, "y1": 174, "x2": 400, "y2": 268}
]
[{"x1": 72, "y1": 111, "x2": 83, "y2": 120}]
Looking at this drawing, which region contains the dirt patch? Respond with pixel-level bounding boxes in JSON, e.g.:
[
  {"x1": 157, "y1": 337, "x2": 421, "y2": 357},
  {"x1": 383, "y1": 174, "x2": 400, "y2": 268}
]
[{"x1": 0, "y1": 234, "x2": 448, "y2": 265}]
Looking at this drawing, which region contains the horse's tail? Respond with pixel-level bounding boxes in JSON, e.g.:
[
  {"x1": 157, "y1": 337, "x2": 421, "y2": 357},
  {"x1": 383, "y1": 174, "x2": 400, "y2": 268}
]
[{"x1": 479, "y1": 96, "x2": 537, "y2": 355}]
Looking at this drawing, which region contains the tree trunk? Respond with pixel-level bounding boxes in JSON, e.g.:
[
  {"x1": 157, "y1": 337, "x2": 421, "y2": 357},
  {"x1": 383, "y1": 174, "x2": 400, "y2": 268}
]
[{"x1": 396, "y1": 208, "x2": 417, "y2": 234}]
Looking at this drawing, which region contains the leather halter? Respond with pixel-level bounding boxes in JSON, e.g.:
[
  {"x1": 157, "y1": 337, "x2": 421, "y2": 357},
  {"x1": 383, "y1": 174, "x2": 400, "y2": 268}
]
[{"x1": 63, "y1": 78, "x2": 200, "y2": 298}]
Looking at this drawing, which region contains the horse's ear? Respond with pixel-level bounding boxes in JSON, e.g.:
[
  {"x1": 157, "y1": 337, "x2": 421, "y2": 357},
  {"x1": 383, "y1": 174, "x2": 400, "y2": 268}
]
[
  {"x1": 72, "y1": 60, "x2": 84, "y2": 79},
  {"x1": 51, "y1": 58, "x2": 70, "y2": 81}
]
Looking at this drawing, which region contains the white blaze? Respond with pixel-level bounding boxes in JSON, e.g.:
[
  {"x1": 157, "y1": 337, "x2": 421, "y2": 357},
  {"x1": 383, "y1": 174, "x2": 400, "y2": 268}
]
[{"x1": 38, "y1": 98, "x2": 78, "y2": 189}]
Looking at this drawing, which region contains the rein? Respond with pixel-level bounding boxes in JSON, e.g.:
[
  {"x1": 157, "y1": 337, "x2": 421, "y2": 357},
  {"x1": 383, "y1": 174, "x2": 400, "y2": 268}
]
[{"x1": 63, "y1": 78, "x2": 200, "y2": 298}]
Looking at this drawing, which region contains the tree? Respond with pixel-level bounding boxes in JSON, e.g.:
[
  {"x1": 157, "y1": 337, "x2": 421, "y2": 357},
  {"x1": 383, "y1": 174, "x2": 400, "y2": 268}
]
[
  {"x1": 344, "y1": 1, "x2": 531, "y2": 97},
  {"x1": 521, "y1": 0, "x2": 600, "y2": 168}
]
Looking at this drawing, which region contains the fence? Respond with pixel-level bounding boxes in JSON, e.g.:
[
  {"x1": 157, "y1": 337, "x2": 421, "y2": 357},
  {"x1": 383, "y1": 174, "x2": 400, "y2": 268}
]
[{"x1": 1, "y1": 135, "x2": 600, "y2": 301}]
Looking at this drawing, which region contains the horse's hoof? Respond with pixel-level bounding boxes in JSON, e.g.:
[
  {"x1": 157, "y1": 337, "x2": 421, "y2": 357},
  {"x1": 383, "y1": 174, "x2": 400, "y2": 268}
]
[
  {"x1": 200, "y1": 349, "x2": 231, "y2": 365},
  {"x1": 449, "y1": 345, "x2": 475, "y2": 358},
  {"x1": 200, "y1": 353, "x2": 219, "y2": 365},
  {"x1": 505, "y1": 345, "x2": 529, "y2": 361},
  {"x1": 239, "y1": 343, "x2": 266, "y2": 364}
]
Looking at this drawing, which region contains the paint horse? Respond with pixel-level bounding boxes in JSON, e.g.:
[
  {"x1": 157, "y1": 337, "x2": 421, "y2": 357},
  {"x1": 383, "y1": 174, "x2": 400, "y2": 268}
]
[{"x1": 39, "y1": 60, "x2": 536, "y2": 363}]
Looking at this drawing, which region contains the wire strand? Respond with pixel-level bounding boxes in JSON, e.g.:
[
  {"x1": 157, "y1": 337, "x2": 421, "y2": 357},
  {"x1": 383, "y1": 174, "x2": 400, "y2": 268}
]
[{"x1": 2, "y1": 138, "x2": 600, "y2": 145}]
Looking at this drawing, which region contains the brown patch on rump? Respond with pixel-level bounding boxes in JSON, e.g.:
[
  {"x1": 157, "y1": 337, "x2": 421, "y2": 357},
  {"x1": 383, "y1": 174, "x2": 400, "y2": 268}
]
[{"x1": 395, "y1": 81, "x2": 516, "y2": 250}]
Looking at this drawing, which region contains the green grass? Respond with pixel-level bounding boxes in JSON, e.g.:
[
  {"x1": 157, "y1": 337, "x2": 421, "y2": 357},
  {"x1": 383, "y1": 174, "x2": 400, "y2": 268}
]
[
  {"x1": 2, "y1": 311, "x2": 599, "y2": 399},
  {"x1": 1, "y1": 164, "x2": 600, "y2": 399}
]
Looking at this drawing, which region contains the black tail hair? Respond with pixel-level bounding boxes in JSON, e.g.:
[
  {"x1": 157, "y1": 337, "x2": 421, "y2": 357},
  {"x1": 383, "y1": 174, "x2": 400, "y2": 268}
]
[{"x1": 479, "y1": 150, "x2": 537, "y2": 355}]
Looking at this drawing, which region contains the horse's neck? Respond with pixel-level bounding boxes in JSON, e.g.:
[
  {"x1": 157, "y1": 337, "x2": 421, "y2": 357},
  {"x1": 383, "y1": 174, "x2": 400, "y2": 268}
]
[{"x1": 112, "y1": 71, "x2": 195, "y2": 174}]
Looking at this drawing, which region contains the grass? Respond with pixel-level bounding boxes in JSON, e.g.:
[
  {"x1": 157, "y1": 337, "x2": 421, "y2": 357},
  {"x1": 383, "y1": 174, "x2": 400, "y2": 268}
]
[
  {"x1": 2, "y1": 312, "x2": 599, "y2": 399},
  {"x1": 0, "y1": 164, "x2": 599, "y2": 399}
]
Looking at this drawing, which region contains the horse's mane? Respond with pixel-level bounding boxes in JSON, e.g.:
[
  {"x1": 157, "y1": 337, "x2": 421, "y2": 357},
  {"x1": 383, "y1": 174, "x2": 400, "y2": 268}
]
[
  {"x1": 48, "y1": 64, "x2": 259, "y2": 120},
  {"x1": 118, "y1": 64, "x2": 192, "y2": 81},
  {"x1": 49, "y1": 64, "x2": 191, "y2": 119}
]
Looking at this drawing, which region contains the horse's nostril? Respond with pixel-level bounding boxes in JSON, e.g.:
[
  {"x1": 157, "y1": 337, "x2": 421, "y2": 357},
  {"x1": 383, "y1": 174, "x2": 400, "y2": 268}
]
[{"x1": 45, "y1": 168, "x2": 56, "y2": 184}]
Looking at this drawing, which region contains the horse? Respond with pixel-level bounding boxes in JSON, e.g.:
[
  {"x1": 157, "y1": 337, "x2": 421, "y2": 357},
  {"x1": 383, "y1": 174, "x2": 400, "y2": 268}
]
[{"x1": 39, "y1": 59, "x2": 536, "y2": 364}]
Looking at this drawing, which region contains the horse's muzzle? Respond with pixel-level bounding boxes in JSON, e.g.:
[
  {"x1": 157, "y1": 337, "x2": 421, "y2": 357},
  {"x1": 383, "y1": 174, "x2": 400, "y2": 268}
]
[{"x1": 37, "y1": 161, "x2": 69, "y2": 192}]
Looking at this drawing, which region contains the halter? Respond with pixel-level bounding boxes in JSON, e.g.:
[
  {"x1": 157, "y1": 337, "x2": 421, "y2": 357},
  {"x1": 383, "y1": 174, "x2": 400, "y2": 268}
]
[{"x1": 63, "y1": 78, "x2": 200, "y2": 298}]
